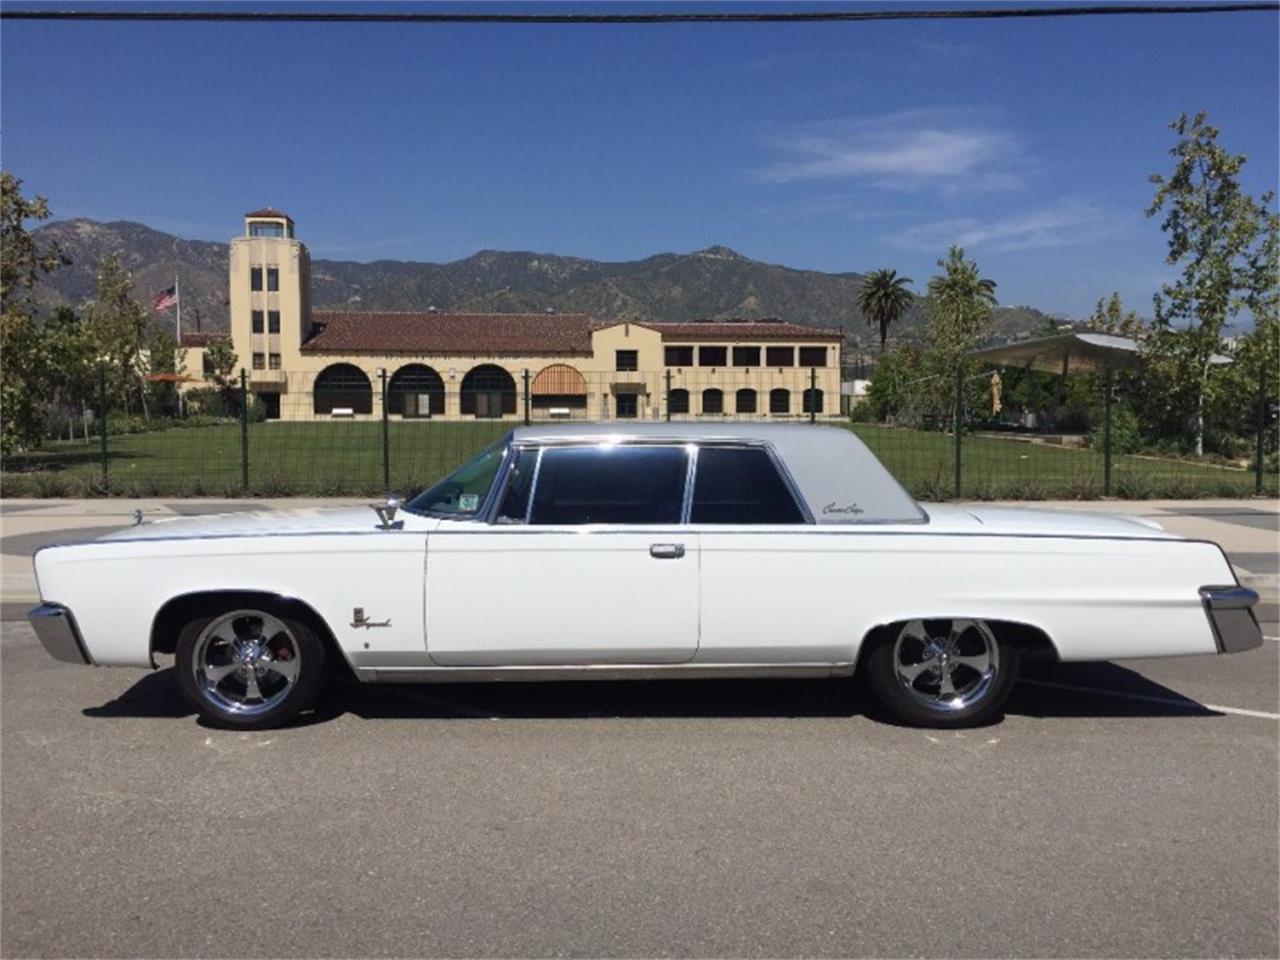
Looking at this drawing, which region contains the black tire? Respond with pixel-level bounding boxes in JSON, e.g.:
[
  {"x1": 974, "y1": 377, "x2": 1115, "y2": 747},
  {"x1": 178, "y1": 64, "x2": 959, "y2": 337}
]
[
  {"x1": 862, "y1": 619, "x2": 1020, "y2": 728},
  {"x1": 175, "y1": 604, "x2": 327, "y2": 729}
]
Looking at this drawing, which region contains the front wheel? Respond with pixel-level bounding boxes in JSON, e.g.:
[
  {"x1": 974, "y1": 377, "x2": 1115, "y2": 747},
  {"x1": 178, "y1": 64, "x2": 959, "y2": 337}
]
[
  {"x1": 176, "y1": 606, "x2": 326, "y2": 728},
  {"x1": 863, "y1": 619, "x2": 1019, "y2": 728}
]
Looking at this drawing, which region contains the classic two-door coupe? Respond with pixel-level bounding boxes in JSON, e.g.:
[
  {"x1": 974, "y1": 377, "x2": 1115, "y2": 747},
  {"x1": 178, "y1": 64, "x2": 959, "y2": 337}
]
[{"x1": 29, "y1": 423, "x2": 1261, "y2": 728}]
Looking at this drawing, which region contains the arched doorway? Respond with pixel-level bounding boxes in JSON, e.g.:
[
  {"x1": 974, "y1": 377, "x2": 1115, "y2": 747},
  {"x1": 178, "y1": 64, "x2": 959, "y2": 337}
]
[
  {"x1": 388, "y1": 363, "x2": 445, "y2": 418},
  {"x1": 461, "y1": 364, "x2": 517, "y2": 418},
  {"x1": 314, "y1": 363, "x2": 372, "y2": 415}
]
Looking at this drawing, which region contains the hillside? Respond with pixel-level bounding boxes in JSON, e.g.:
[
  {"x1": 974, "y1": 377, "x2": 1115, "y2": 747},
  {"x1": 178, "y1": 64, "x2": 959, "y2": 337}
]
[{"x1": 31, "y1": 219, "x2": 1060, "y2": 350}]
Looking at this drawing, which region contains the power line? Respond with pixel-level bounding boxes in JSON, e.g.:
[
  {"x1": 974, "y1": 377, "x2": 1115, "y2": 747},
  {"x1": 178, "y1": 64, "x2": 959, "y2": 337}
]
[{"x1": 1, "y1": 4, "x2": 1277, "y2": 24}]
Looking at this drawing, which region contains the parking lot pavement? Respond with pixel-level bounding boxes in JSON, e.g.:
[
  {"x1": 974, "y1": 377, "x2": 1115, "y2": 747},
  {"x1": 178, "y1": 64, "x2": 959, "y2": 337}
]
[{"x1": 1, "y1": 498, "x2": 1277, "y2": 958}]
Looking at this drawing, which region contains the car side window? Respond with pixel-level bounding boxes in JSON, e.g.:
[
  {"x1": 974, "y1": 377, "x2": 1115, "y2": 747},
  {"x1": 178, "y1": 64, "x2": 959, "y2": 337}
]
[
  {"x1": 690, "y1": 446, "x2": 806, "y2": 524},
  {"x1": 495, "y1": 448, "x2": 538, "y2": 523},
  {"x1": 528, "y1": 445, "x2": 688, "y2": 525}
]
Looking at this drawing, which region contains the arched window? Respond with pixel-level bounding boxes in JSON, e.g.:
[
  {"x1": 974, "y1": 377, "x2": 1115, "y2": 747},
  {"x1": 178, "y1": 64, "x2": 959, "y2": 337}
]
[
  {"x1": 735, "y1": 388, "x2": 757, "y2": 414},
  {"x1": 388, "y1": 364, "x2": 445, "y2": 418},
  {"x1": 702, "y1": 388, "x2": 724, "y2": 415},
  {"x1": 314, "y1": 363, "x2": 372, "y2": 415},
  {"x1": 668, "y1": 388, "x2": 690, "y2": 415},
  {"x1": 531, "y1": 364, "x2": 588, "y2": 417},
  {"x1": 769, "y1": 388, "x2": 790, "y2": 415},
  {"x1": 460, "y1": 364, "x2": 517, "y2": 418},
  {"x1": 803, "y1": 388, "x2": 824, "y2": 414}
]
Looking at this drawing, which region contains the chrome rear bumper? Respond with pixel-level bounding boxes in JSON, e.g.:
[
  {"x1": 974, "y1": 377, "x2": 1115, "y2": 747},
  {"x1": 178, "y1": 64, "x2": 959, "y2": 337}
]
[
  {"x1": 1199, "y1": 586, "x2": 1262, "y2": 654},
  {"x1": 27, "y1": 603, "x2": 90, "y2": 664}
]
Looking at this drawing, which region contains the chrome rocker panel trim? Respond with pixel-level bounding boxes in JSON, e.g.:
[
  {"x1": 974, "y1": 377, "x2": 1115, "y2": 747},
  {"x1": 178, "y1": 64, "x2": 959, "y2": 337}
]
[
  {"x1": 27, "y1": 603, "x2": 91, "y2": 665},
  {"x1": 1199, "y1": 585, "x2": 1262, "y2": 654},
  {"x1": 356, "y1": 662, "x2": 857, "y2": 683}
]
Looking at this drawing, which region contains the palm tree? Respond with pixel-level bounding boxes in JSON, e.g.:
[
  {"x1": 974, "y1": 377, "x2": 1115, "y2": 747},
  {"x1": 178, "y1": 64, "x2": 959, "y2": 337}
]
[{"x1": 855, "y1": 268, "x2": 915, "y2": 354}]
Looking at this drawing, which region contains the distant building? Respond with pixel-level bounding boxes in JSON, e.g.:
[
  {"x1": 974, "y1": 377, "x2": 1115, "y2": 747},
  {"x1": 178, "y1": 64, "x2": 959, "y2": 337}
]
[{"x1": 181, "y1": 210, "x2": 843, "y2": 421}]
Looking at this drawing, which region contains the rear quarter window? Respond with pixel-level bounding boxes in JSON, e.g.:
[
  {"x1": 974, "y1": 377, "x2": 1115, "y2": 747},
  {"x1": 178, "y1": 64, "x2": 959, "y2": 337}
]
[{"x1": 691, "y1": 446, "x2": 805, "y2": 524}]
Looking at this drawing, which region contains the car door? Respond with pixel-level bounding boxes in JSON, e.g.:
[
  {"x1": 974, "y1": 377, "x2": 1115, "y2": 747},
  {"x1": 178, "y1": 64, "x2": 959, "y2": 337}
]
[
  {"x1": 425, "y1": 442, "x2": 700, "y2": 666},
  {"x1": 687, "y1": 444, "x2": 852, "y2": 664}
]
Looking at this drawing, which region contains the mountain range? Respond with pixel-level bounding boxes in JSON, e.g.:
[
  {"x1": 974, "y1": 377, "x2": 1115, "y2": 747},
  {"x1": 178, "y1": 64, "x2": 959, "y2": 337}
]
[{"x1": 31, "y1": 219, "x2": 1060, "y2": 350}]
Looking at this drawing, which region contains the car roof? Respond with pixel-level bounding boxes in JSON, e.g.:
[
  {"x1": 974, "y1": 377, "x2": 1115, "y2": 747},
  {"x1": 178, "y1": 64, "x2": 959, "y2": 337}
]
[{"x1": 508, "y1": 422, "x2": 925, "y2": 524}]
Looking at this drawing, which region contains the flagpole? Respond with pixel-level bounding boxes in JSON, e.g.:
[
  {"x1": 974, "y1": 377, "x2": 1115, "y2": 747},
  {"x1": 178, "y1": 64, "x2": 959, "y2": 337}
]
[{"x1": 175, "y1": 273, "x2": 182, "y2": 343}]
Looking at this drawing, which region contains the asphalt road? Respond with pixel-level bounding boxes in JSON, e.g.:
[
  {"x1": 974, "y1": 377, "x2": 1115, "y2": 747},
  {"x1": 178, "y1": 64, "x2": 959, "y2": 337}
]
[{"x1": 2, "y1": 500, "x2": 1277, "y2": 958}]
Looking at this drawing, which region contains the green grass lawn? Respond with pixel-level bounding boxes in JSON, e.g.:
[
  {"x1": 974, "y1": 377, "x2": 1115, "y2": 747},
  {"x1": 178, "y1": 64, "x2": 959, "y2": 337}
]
[{"x1": 2, "y1": 418, "x2": 1274, "y2": 499}]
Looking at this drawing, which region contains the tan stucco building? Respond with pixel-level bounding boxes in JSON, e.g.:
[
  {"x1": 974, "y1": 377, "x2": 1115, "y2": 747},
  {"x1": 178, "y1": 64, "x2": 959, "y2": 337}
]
[{"x1": 182, "y1": 210, "x2": 843, "y2": 422}]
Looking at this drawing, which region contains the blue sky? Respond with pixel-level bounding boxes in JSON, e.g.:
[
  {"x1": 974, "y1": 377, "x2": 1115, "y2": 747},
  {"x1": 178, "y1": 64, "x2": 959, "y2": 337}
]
[{"x1": 2, "y1": 2, "x2": 1277, "y2": 319}]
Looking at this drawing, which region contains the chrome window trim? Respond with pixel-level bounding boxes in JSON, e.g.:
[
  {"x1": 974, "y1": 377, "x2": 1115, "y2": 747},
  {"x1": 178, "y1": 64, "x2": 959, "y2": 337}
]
[
  {"x1": 680, "y1": 444, "x2": 699, "y2": 523},
  {"x1": 487, "y1": 437, "x2": 812, "y2": 527}
]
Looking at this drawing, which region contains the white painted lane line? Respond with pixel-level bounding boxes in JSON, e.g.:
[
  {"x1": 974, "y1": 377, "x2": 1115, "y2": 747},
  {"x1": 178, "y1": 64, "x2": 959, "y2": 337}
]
[{"x1": 1018, "y1": 678, "x2": 1280, "y2": 721}]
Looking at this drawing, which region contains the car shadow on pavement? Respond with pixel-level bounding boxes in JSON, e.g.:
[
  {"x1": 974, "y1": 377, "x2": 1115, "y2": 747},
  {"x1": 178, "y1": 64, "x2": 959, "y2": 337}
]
[{"x1": 82, "y1": 661, "x2": 1222, "y2": 725}]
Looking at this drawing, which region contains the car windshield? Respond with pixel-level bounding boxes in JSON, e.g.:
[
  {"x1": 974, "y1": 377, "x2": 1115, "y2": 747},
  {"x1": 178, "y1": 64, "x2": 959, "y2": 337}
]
[{"x1": 405, "y1": 440, "x2": 507, "y2": 517}]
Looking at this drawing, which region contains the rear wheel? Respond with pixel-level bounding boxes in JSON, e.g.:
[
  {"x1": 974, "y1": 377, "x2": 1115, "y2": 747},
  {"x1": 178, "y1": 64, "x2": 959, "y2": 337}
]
[
  {"x1": 176, "y1": 606, "x2": 326, "y2": 728},
  {"x1": 864, "y1": 618, "x2": 1018, "y2": 728}
]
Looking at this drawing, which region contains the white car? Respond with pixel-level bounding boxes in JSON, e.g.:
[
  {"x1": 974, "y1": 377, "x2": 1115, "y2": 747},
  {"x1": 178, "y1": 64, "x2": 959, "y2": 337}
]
[{"x1": 29, "y1": 423, "x2": 1261, "y2": 729}]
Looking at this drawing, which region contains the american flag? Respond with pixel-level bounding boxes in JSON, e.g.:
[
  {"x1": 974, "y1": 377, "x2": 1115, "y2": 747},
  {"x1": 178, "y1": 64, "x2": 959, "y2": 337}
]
[{"x1": 152, "y1": 286, "x2": 177, "y2": 312}]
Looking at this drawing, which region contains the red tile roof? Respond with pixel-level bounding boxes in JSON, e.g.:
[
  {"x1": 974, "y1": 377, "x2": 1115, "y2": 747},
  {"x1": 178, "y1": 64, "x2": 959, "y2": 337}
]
[
  {"x1": 302, "y1": 311, "x2": 596, "y2": 356},
  {"x1": 644, "y1": 321, "x2": 843, "y2": 342},
  {"x1": 245, "y1": 207, "x2": 293, "y2": 221}
]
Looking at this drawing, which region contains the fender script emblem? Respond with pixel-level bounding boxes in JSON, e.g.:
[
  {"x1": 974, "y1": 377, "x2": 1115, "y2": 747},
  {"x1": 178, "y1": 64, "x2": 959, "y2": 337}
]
[
  {"x1": 351, "y1": 607, "x2": 392, "y2": 629},
  {"x1": 823, "y1": 501, "x2": 865, "y2": 516}
]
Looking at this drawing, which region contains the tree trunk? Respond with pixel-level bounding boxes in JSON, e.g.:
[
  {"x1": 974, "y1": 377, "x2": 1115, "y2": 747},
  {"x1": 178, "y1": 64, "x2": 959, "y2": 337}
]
[{"x1": 1195, "y1": 354, "x2": 1211, "y2": 458}]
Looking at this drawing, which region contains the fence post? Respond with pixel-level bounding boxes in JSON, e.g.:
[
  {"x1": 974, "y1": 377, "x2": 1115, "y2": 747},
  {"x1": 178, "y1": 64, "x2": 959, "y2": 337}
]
[
  {"x1": 1103, "y1": 366, "x2": 1114, "y2": 497},
  {"x1": 809, "y1": 368, "x2": 817, "y2": 423},
  {"x1": 1257, "y1": 362, "x2": 1267, "y2": 496},
  {"x1": 522, "y1": 368, "x2": 531, "y2": 426},
  {"x1": 98, "y1": 364, "x2": 109, "y2": 489},
  {"x1": 953, "y1": 367, "x2": 963, "y2": 499},
  {"x1": 665, "y1": 369, "x2": 672, "y2": 422},
  {"x1": 380, "y1": 368, "x2": 390, "y2": 492},
  {"x1": 239, "y1": 369, "x2": 249, "y2": 491}
]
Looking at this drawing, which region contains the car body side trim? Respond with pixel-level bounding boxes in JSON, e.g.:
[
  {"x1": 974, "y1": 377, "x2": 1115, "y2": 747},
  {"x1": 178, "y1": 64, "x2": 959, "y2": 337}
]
[{"x1": 356, "y1": 661, "x2": 858, "y2": 683}]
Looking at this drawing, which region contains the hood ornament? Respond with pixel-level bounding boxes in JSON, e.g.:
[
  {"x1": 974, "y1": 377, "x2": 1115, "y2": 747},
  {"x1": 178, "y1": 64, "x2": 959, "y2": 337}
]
[{"x1": 371, "y1": 494, "x2": 403, "y2": 530}]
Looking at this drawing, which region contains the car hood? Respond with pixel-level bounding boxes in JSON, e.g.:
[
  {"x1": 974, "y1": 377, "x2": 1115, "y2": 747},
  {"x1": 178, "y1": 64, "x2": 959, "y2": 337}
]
[
  {"x1": 921, "y1": 503, "x2": 1174, "y2": 539},
  {"x1": 96, "y1": 507, "x2": 389, "y2": 541}
]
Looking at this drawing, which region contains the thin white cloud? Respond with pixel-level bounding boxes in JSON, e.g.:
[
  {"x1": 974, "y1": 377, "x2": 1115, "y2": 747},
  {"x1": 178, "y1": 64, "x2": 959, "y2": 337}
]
[
  {"x1": 890, "y1": 202, "x2": 1113, "y2": 254},
  {"x1": 756, "y1": 109, "x2": 1029, "y2": 192}
]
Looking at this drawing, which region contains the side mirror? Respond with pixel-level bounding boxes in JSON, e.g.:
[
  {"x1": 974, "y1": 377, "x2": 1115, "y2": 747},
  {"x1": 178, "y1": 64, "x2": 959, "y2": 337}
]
[{"x1": 371, "y1": 494, "x2": 402, "y2": 530}]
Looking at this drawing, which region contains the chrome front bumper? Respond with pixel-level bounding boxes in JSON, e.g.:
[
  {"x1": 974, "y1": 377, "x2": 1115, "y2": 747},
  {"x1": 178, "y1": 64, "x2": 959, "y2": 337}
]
[
  {"x1": 27, "y1": 603, "x2": 90, "y2": 664},
  {"x1": 1199, "y1": 586, "x2": 1263, "y2": 654}
]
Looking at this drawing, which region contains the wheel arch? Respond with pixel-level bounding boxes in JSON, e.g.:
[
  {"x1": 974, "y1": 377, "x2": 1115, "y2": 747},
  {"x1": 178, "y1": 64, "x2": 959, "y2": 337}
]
[
  {"x1": 855, "y1": 616, "x2": 1060, "y2": 671},
  {"x1": 149, "y1": 589, "x2": 356, "y2": 677}
]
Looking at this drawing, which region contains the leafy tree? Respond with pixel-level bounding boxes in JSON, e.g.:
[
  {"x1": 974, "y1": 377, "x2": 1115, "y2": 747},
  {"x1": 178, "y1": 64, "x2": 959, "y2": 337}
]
[
  {"x1": 0, "y1": 173, "x2": 70, "y2": 454},
  {"x1": 86, "y1": 254, "x2": 149, "y2": 416},
  {"x1": 1147, "y1": 111, "x2": 1277, "y2": 456},
  {"x1": 925, "y1": 245, "x2": 997, "y2": 362},
  {"x1": 1087, "y1": 292, "x2": 1143, "y2": 337},
  {"x1": 855, "y1": 268, "x2": 914, "y2": 354}
]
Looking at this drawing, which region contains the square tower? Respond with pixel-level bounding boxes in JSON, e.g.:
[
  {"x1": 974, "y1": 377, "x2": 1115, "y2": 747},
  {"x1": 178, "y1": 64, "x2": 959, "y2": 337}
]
[{"x1": 228, "y1": 208, "x2": 311, "y2": 391}]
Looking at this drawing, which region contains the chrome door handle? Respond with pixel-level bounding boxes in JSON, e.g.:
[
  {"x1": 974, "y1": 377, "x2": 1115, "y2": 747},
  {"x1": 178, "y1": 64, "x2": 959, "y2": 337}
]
[{"x1": 649, "y1": 543, "x2": 686, "y2": 559}]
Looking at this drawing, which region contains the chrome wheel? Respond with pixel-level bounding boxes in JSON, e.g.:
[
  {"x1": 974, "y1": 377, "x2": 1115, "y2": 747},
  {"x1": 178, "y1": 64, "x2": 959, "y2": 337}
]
[
  {"x1": 191, "y1": 610, "x2": 301, "y2": 718},
  {"x1": 893, "y1": 618, "x2": 999, "y2": 713}
]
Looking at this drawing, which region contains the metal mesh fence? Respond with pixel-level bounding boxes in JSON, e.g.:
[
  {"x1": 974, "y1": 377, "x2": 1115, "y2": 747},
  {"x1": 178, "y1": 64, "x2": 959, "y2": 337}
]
[{"x1": 2, "y1": 364, "x2": 1275, "y2": 499}]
